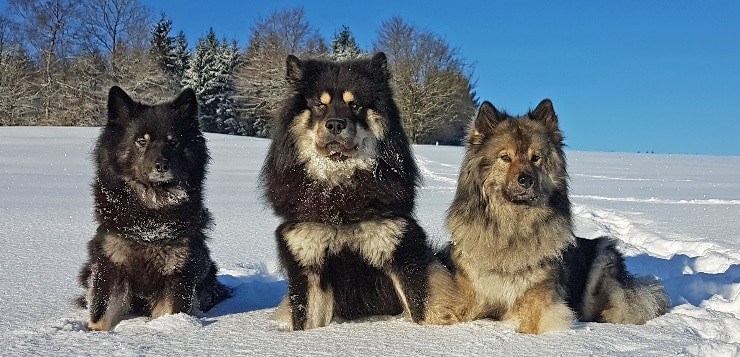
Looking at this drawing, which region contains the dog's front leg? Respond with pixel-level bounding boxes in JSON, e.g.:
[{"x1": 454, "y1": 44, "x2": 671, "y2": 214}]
[
  {"x1": 86, "y1": 263, "x2": 132, "y2": 331},
  {"x1": 385, "y1": 223, "x2": 434, "y2": 323},
  {"x1": 277, "y1": 222, "x2": 335, "y2": 330},
  {"x1": 508, "y1": 278, "x2": 574, "y2": 334},
  {"x1": 151, "y1": 276, "x2": 195, "y2": 318}
]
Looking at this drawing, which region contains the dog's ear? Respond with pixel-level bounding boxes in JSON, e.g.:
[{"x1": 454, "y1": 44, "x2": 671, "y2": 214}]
[
  {"x1": 107, "y1": 86, "x2": 135, "y2": 125},
  {"x1": 530, "y1": 99, "x2": 559, "y2": 129},
  {"x1": 172, "y1": 87, "x2": 199, "y2": 127},
  {"x1": 468, "y1": 101, "x2": 504, "y2": 145},
  {"x1": 286, "y1": 55, "x2": 303, "y2": 84},
  {"x1": 368, "y1": 52, "x2": 391, "y2": 81}
]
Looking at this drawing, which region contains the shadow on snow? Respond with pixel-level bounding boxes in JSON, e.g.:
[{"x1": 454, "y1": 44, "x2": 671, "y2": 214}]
[
  {"x1": 626, "y1": 253, "x2": 740, "y2": 307},
  {"x1": 206, "y1": 272, "x2": 286, "y2": 317},
  {"x1": 206, "y1": 253, "x2": 740, "y2": 316}
]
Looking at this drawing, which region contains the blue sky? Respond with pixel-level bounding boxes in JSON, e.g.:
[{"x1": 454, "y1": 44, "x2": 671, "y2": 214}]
[{"x1": 129, "y1": 2, "x2": 739, "y2": 155}]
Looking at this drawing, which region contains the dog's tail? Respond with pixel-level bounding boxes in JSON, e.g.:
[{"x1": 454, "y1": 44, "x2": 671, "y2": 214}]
[{"x1": 581, "y1": 238, "x2": 670, "y2": 324}]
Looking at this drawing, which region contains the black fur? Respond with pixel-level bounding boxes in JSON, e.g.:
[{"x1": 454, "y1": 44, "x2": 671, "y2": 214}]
[
  {"x1": 264, "y1": 53, "x2": 417, "y2": 224},
  {"x1": 77, "y1": 86, "x2": 230, "y2": 331},
  {"x1": 561, "y1": 237, "x2": 646, "y2": 322},
  {"x1": 262, "y1": 53, "x2": 443, "y2": 330}
]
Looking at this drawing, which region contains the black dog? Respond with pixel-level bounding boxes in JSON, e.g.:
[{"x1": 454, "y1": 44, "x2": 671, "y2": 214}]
[
  {"x1": 261, "y1": 53, "x2": 457, "y2": 330},
  {"x1": 77, "y1": 86, "x2": 230, "y2": 331}
]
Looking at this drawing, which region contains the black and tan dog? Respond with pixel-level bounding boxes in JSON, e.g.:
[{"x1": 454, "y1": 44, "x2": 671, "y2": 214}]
[
  {"x1": 77, "y1": 86, "x2": 230, "y2": 331},
  {"x1": 261, "y1": 53, "x2": 457, "y2": 330},
  {"x1": 443, "y1": 100, "x2": 669, "y2": 334}
]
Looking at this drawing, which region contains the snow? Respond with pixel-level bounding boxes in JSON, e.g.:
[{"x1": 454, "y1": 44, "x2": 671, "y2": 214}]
[{"x1": 2, "y1": 126, "x2": 739, "y2": 355}]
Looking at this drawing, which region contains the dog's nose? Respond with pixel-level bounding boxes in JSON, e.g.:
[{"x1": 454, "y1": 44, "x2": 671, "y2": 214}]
[
  {"x1": 155, "y1": 159, "x2": 170, "y2": 173},
  {"x1": 325, "y1": 119, "x2": 347, "y2": 135},
  {"x1": 517, "y1": 173, "x2": 534, "y2": 189}
]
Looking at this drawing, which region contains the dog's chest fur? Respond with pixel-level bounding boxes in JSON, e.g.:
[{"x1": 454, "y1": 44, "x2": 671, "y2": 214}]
[
  {"x1": 101, "y1": 232, "x2": 190, "y2": 275},
  {"x1": 462, "y1": 256, "x2": 555, "y2": 310},
  {"x1": 281, "y1": 218, "x2": 406, "y2": 268},
  {"x1": 450, "y1": 206, "x2": 573, "y2": 312}
]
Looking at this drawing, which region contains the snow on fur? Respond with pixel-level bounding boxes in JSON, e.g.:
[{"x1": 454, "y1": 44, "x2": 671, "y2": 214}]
[{"x1": 1, "y1": 127, "x2": 739, "y2": 355}]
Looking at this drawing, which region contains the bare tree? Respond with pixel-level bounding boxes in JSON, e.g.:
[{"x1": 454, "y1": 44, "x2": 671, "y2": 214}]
[
  {"x1": 0, "y1": 15, "x2": 16, "y2": 61},
  {"x1": 80, "y1": 0, "x2": 153, "y2": 67},
  {"x1": 375, "y1": 17, "x2": 477, "y2": 144},
  {"x1": 0, "y1": 48, "x2": 37, "y2": 125},
  {"x1": 63, "y1": 0, "x2": 163, "y2": 125},
  {"x1": 7, "y1": 0, "x2": 83, "y2": 122},
  {"x1": 235, "y1": 7, "x2": 328, "y2": 137},
  {"x1": 248, "y1": 7, "x2": 326, "y2": 55},
  {"x1": 4, "y1": 0, "x2": 161, "y2": 125}
]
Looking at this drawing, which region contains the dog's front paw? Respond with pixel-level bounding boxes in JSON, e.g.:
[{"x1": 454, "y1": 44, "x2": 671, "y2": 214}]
[{"x1": 86, "y1": 320, "x2": 110, "y2": 331}]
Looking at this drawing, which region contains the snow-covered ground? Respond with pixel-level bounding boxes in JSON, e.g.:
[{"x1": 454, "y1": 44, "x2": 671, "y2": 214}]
[{"x1": 2, "y1": 126, "x2": 739, "y2": 356}]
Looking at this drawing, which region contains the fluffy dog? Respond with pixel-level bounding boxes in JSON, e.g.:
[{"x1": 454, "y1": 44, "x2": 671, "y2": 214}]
[
  {"x1": 77, "y1": 86, "x2": 230, "y2": 331},
  {"x1": 443, "y1": 99, "x2": 669, "y2": 334},
  {"x1": 261, "y1": 53, "x2": 457, "y2": 330}
]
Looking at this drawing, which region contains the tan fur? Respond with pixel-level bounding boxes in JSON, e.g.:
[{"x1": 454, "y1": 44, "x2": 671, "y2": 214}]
[
  {"x1": 342, "y1": 91, "x2": 355, "y2": 103},
  {"x1": 280, "y1": 219, "x2": 461, "y2": 328},
  {"x1": 289, "y1": 109, "x2": 380, "y2": 186},
  {"x1": 102, "y1": 233, "x2": 189, "y2": 274},
  {"x1": 597, "y1": 277, "x2": 670, "y2": 325},
  {"x1": 449, "y1": 249, "x2": 574, "y2": 333},
  {"x1": 505, "y1": 276, "x2": 573, "y2": 334},
  {"x1": 446, "y1": 100, "x2": 574, "y2": 334},
  {"x1": 420, "y1": 263, "x2": 462, "y2": 325},
  {"x1": 578, "y1": 240, "x2": 670, "y2": 324},
  {"x1": 305, "y1": 273, "x2": 335, "y2": 329},
  {"x1": 446, "y1": 100, "x2": 668, "y2": 333},
  {"x1": 273, "y1": 296, "x2": 293, "y2": 329},
  {"x1": 320, "y1": 92, "x2": 331, "y2": 105},
  {"x1": 446, "y1": 171, "x2": 574, "y2": 333},
  {"x1": 86, "y1": 278, "x2": 132, "y2": 331},
  {"x1": 366, "y1": 109, "x2": 388, "y2": 140},
  {"x1": 151, "y1": 298, "x2": 175, "y2": 319},
  {"x1": 282, "y1": 218, "x2": 406, "y2": 269},
  {"x1": 124, "y1": 180, "x2": 188, "y2": 210}
]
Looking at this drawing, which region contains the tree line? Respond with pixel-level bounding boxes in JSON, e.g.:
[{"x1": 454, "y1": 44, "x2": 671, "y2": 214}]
[{"x1": 0, "y1": 1, "x2": 477, "y2": 145}]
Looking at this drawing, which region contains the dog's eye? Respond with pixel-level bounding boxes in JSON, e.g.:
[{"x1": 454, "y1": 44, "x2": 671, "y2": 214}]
[
  {"x1": 531, "y1": 154, "x2": 541, "y2": 163},
  {"x1": 500, "y1": 154, "x2": 511, "y2": 162},
  {"x1": 136, "y1": 138, "x2": 148, "y2": 147},
  {"x1": 315, "y1": 103, "x2": 327, "y2": 111},
  {"x1": 348, "y1": 102, "x2": 360, "y2": 111}
]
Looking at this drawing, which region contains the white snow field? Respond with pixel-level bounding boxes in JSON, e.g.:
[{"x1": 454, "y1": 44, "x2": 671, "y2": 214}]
[{"x1": 2, "y1": 126, "x2": 739, "y2": 356}]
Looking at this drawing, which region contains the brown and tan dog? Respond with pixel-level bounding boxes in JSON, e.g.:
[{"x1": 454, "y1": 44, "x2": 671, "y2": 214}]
[{"x1": 442, "y1": 99, "x2": 669, "y2": 334}]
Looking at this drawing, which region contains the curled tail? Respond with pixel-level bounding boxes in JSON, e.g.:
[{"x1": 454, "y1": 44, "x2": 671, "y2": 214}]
[{"x1": 580, "y1": 238, "x2": 670, "y2": 324}]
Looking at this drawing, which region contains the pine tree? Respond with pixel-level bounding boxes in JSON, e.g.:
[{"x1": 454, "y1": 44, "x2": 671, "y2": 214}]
[
  {"x1": 172, "y1": 31, "x2": 190, "y2": 81},
  {"x1": 150, "y1": 14, "x2": 175, "y2": 74},
  {"x1": 182, "y1": 28, "x2": 243, "y2": 134},
  {"x1": 330, "y1": 25, "x2": 363, "y2": 61}
]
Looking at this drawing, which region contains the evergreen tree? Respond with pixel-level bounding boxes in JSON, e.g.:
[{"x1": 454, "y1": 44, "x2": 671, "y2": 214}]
[
  {"x1": 150, "y1": 14, "x2": 175, "y2": 74},
  {"x1": 182, "y1": 28, "x2": 242, "y2": 134},
  {"x1": 330, "y1": 25, "x2": 363, "y2": 61},
  {"x1": 172, "y1": 31, "x2": 190, "y2": 81}
]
